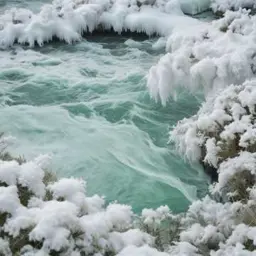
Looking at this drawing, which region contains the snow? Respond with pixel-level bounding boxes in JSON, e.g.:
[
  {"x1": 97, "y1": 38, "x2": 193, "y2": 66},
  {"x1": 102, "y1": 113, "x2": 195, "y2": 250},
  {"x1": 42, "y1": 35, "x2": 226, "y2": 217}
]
[
  {"x1": 109, "y1": 229, "x2": 153, "y2": 252},
  {"x1": 0, "y1": 185, "x2": 20, "y2": 214},
  {"x1": 169, "y1": 241, "x2": 199, "y2": 255},
  {"x1": 0, "y1": 160, "x2": 20, "y2": 186},
  {"x1": 0, "y1": 158, "x2": 46, "y2": 197},
  {"x1": 214, "y1": 152, "x2": 256, "y2": 194},
  {"x1": 29, "y1": 201, "x2": 79, "y2": 251},
  {"x1": 47, "y1": 177, "x2": 87, "y2": 209},
  {"x1": 142, "y1": 205, "x2": 172, "y2": 224},
  {"x1": 0, "y1": 239, "x2": 11, "y2": 256},
  {"x1": 203, "y1": 138, "x2": 220, "y2": 168},
  {"x1": 118, "y1": 245, "x2": 170, "y2": 255},
  {"x1": 142, "y1": 7, "x2": 256, "y2": 252},
  {"x1": 19, "y1": 161, "x2": 45, "y2": 197}
]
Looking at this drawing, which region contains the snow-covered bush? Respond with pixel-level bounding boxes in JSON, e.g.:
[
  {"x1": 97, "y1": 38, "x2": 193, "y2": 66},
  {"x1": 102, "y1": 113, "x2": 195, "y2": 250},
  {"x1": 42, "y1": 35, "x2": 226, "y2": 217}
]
[
  {"x1": 0, "y1": 155, "x2": 160, "y2": 255},
  {"x1": 139, "y1": 206, "x2": 182, "y2": 251},
  {"x1": 170, "y1": 79, "x2": 256, "y2": 205},
  {"x1": 170, "y1": 80, "x2": 256, "y2": 166}
]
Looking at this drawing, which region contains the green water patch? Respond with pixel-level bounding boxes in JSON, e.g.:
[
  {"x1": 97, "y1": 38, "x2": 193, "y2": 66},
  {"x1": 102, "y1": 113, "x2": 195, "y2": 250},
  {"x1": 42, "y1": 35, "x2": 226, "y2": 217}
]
[
  {"x1": 79, "y1": 67, "x2": 98, "y2": 78},
  {"x1": 0, "y1": 69, "x2": 31, "y2": 82},
  {"x1": 62, "y1": 103, "x2": 94, "y2": 119},
  {"x1": 10, "y1": 77, "x2": 70, "y2": 106}
]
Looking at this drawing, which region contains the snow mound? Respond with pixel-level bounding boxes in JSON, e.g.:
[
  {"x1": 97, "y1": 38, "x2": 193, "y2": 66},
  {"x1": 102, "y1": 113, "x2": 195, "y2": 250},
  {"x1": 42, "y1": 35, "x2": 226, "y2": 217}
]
[
  {"x1": 147, "y1": 9, "x2": 256, "y2": 105},
  {"x1": 0, "y1": 0, "x2": 203, "y2": 48}
]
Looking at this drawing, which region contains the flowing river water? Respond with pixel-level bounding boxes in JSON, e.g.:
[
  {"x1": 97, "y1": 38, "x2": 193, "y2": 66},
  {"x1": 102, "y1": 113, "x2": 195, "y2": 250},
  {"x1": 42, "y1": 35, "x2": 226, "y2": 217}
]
[{"x1": 0, "y1": 1, "x2": 210, "y2": 213}]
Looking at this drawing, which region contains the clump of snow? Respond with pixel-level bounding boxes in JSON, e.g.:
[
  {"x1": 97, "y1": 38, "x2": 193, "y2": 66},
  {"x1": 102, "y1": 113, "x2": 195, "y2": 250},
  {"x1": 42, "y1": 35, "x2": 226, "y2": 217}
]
[
  {"x1": 47, "y1": 177, "x2": 87, "y2": 208},
  {"x1": 147, "y1": 9, "x2": 256, "y2": 105},
  {"x1": 117, "y1": 245, "x2": 169, "y2": 256},
  {"x1": 211, "y1": 0, "x2": 256, "y2": 13},
  {"x1": 142, "y1": 205, "x2": 172, "y2": 225},
  {"x1": 0, "y1": 158, "x2": 45, "y2": 197},
  {"x1": 213, "y1": 151, "x2": 256, "y2": 194},
  {"x1": 0, "y1": 239, "x2": 11, "y2": 256},
  {"x1": 0, "y1": 185, "x2": 20, "y2": 214}
]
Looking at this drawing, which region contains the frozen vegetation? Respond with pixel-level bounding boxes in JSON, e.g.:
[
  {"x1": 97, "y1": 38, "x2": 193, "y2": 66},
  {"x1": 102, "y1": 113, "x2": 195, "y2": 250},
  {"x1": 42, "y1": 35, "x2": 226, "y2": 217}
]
[
  {"x1": 1, "y1": 0, "x2": 256, "y2": 255},
  {"x1": 211, "y1": 0, "x2": 256, "y2": 13},
  {"x1": 147, "y1": 8, "x2": 256, "y2": 105}
]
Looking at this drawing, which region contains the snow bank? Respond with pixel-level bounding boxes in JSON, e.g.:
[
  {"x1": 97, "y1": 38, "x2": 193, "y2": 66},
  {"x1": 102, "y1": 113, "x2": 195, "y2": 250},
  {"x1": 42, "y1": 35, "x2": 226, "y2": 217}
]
[
  {"x1": 0, "y1": 0, "x2": 204, "y2": 48},
  {"x1": 147, "y1": 9, "x2": 256, "y2": 105},
  {"x1": 211, "y1": 0, "x2": 256, "y2": 13}
]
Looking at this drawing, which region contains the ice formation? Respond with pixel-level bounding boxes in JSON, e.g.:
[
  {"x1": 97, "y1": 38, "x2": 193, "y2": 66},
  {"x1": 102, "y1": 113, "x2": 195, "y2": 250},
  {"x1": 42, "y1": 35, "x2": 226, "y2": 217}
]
[
  {"x1": 147, "y1": 9, "x2": 256, "y2": 105},
  {"x1": 0, "y1": 0, "x2": 205, "y2": 48}
]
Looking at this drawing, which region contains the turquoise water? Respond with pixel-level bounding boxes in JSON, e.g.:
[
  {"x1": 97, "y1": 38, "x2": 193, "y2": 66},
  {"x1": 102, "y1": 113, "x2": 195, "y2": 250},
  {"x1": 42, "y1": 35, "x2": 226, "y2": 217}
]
[
  {"x1": 0, "y1": 2, "x2": 210, "y2": 213},
  {"x1": 0, "y1": 0, "x2": 50, "y2": 12}
]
